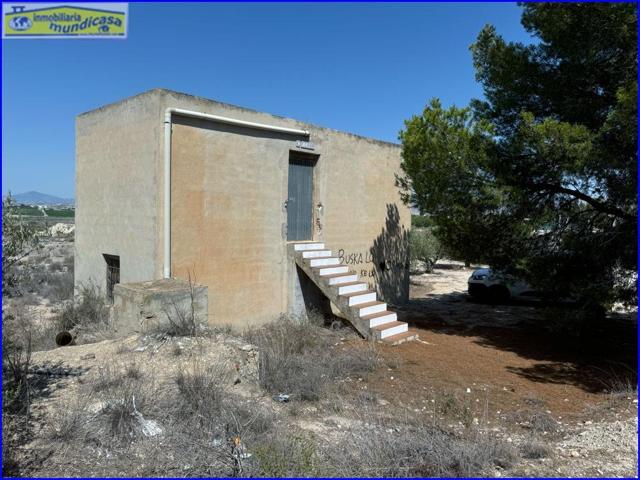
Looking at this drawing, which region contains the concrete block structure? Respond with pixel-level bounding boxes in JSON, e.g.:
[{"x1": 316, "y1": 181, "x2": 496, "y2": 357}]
[
  {"x1": 75, "y1": 88, "x2": 411, "y2": 337},
  {"x1": 112, "y1": 279, "x2": 208, "y2": 335}
]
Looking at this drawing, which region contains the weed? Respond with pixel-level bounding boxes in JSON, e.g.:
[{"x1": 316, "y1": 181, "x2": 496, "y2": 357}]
[
  {"x1": 322, "y1": 417, "x2": 517, "y2": 477},
  {"x1": 253, "y1": 432, "x2": 318, "y2": 476},
  {"x1": 125, "y1": 362, "x2": 142, "y2": 380},
  {"x1": 246, "y1": 315, "x2": 379, "y2": 401},
  {"x1": 436, "y1": 391, "x2": 473, "y2": 426},
  {"x1": 55, "y1": 284, "x2": 111, "y2": 338},
  {"x1": 520, "y1": 439, "x2": 553, "y2": 459},
  {"x1": 154, "y1": 276, "x2": 204, "y2": 337},
  {"x1": 175, "y1": 360, "x2": 229, "y2": 420}
]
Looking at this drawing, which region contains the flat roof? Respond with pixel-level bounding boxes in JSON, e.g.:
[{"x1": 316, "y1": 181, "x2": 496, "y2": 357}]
[{"x1": 78, "y1": 88, "x2": 400, "y2": 148}]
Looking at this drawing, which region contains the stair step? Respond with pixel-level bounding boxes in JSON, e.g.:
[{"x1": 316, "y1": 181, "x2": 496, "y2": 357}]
[
  {"x1": 294, "y1": 242, "x2": 325, "y2": 251},
  {"x1": 325, "y1": 273, "x2": 358, "y2": 285},
  {"x1": 382, "y1": 330, "x2": 419, "y2": 346},
  {"x1": 301, "y1": 249, "x2": 332, "y2": 258},
  {"x1": 309, "y1": 256, "x2": 340, "y2": 267},
  {"x1": 337, "y1": 282, "x2": 368, "y2": 295},
  {"x1": 341, "y1": 290, "x2": 377, "y2": 306},
  {"x1": 372, "y1": 321, "x2": 408, "y2": 339},
  {"x1": 357, "y1": 301, "x2": 387, "y2": 317},
  {"x1": 361, "y1": 310, "x2": 397, "y2": 328},
  {"x1": 314, "y1": 264, "x2": 349, "y2": 276}
]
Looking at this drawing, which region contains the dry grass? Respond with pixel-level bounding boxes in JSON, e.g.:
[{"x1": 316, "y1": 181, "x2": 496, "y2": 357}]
[
  {"x1": 54, "y1": 284, "x2": 113, "y2": 342},
  {"x1": 245, "y1": 314, "x2": 379, "y2": 401},
  {"x1": 20, "y1": 342, "x2": 522, "y2": 477},
  {"x1": 10, "y1": 311, "x2": 527, "y2": 477},
  {"x1": 520, "y1": 438, "x2": 553, "y2": 459},
  {"x1": 13, "y1": 242, "x2": 74, "y2": 302},
  {"x1": 47, "y1": 361, "x2": 160, "y2": 447},
  {"x1": 504, "y1": 408, "x2": 560, "y2": 435}
]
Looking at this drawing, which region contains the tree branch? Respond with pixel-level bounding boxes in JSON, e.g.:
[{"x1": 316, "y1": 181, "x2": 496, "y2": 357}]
[{"x1": 533, "y1": 182, "x2": 634, "y2": 221}]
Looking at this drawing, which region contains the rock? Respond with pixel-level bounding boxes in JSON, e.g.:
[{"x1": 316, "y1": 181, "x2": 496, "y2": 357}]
[
  {"x1": 570, "y1": 450, "x2": 580, "y2": 458},
  {"x1": 49, "y1": 223, "x2": 75, "y2": 237},
  {"x1": 239, "y1": 344, "x2": 254, "y2": 352},
  {"x1": 410, "y1": 260, "x2": 428, "y2": 275},
  {"x1": 88, "y1": 401, "x2": 108, "y2": 414},
  {"x1": 377, "y1": 398, "x2": 389, "y2": 406},
  {"x1": 80, "y1": 353, "x2": 95, "y2": 360},
  {"x1": 211, "y1": 437, "x2": 224, "y2": 447},
  {"x1": 139, "y1": 417, "x2": 162, "y2": 437}
]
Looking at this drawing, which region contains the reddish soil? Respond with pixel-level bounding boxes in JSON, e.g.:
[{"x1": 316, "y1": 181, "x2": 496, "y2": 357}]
[{"x1": 353, "y1": 267, "x2": 637, "y2": 422}]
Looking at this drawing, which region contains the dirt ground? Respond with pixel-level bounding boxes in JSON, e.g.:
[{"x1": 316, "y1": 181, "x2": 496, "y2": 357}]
[
  {"x1": 5, "y1": 247, "x2": 638, "y2": 477},
  {"x1": 363, "y1": 262, "x2": 638, "y2": 477}
]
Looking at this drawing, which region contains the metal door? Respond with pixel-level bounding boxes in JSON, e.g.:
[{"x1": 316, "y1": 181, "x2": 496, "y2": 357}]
[{"x1": 287, "y1": 157, "x2": 314, "y2": 241}]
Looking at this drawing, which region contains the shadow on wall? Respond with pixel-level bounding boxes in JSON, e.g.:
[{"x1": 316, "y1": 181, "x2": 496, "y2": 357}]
[
  {"x1": 297, "y1": 265, "x2": 334, "y2": 320},
  {"x1": 370, "y1": 204, "x2": 409, "y2": 305}
]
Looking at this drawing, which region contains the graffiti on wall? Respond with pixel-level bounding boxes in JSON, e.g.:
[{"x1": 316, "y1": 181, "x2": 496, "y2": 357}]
[
  {"x1": 337, "y1": 248, "x2": 377, "y2": 287},
  {"x1": 337, "y1": 248, "x2": 409, "y2": 287}
]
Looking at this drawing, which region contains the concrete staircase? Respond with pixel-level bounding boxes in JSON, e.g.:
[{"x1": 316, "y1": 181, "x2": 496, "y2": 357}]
[{"x1": 293, "y1": 242, "x2": 417, "y2": 345}]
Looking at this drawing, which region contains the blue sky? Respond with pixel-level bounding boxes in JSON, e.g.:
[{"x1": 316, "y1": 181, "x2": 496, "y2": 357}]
[{"x1": 2, "y1": 2, "x2": 533, "y2": 198}]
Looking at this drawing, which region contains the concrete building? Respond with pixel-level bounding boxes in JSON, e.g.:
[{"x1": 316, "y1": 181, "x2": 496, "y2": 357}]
[{"x1": 76, "y1": 88, "x2": 413, "y2": 342}]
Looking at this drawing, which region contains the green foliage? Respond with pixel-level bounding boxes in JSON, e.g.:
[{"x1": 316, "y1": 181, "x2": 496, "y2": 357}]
[
  {"x1": 14, "y1": 205, "x2": 43, "y2": 216},
  {"x1": 399, "y1": 4, "x2": 637, "y2": 306},
  {"x1": 43, "y1": 207, "x2": 74, "y2": 218},
  {"x1": 253, "y1": 433, "x2": 318, "y2": 477},
  {"x1": 411, "y1": 214, "x2": 432, "y2": 228},
  {"x1": 409, "y1": 228, "x2": 444, "y2": 273},
  {"x1": 2, "y1": 195, "x2": 41, "y2": 292},
  {"x1": 9, "y1": 204, "x2": 74, "y2": 218}
]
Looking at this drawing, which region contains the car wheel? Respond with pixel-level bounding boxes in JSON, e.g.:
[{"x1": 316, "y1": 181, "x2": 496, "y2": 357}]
[{"x1": 488, "y1": 285, "x2": 510, "y2": 304}]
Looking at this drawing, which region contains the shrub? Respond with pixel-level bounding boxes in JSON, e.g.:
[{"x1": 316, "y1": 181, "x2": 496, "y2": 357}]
[
  {"x1": 411, "y1": 214, "x2": 433, "y2": 228},
  {"x1": 520, "y1": 439, "x2": 552, "y2": 459},
  {"x1": 409, "y1": 228, "x2": 444, "y2": 273},
  {"x1": 161, "y1": 301, "x2": 198, "y2": 337},
  {"x1": 2, "y1": 327, "x2": 32, "y2": 416},
  {"x1": 505, "y1": 408, "x2": 559, "y2": 434},
  {"x1": 436, "y1": 391, "x2": 473, "y2": 426},
  {"x1": 252, "y1": 432, "x2": 318, "y2": 477},
  {"x1": 245, "y1": 315, "x2": 379, "y2": 401},
  {"x1": 174, "y1": 361, "x2": 229, "y2": 419},
  {"x1": 2, "y1": 195, "x2": 41, "y2": 293},
  {"x1": 322, "y1": 420, "x2": 517, "y2": 477},
  {"x1": 55, "y1": 284, "x2": 110, "y2": 335},
  {"x1": 2, "y1": 413, "x2": 24, "y2": 476},
  {"x1": 49, "y1": 271, "x2": 74, "y2": 301},
  {"x1": 85, "y1": 362, "x2": 158, "y2": 444},
  {"x1": 2, "y1": 315, "x2": 33, "y2": 476},
  {"x1": 155, "y1": 277, "x2": 202, "y2": 337}
]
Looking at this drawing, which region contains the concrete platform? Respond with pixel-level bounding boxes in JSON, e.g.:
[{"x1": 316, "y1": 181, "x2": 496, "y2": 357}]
[{"x1": 112, "y1": 278, "x2": 208, "y2": 335}]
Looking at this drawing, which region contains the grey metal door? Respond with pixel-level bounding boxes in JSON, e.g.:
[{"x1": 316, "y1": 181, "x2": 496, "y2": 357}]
[{"x1": 287, "y1": 157, "x2": 314, "y2": 241}]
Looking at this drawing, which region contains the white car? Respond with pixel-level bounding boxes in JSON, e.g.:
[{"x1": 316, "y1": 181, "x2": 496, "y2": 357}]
[{"x1": 467, "y1": 268, "x2": 539, "y2": 302}]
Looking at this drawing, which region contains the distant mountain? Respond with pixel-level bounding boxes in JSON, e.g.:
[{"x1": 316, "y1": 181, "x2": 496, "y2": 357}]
[{"x1": 8, "y1": 191, "x2": 74, "y2": 206}]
